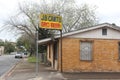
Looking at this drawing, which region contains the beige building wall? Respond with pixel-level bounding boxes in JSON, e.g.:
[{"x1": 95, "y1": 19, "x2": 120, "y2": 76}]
[
  {"x1": 47, "y1": 43, "x2": 54, "y2": 68},
  {"x1": 47, "y1": 43, "x2": 59, "y2": 70},
  {"x1": 47, "y1": 38, "x2": 120, "y2": 72},
  {"x1": 61, "y1": 38, "x2": 120, "y2": 72}
]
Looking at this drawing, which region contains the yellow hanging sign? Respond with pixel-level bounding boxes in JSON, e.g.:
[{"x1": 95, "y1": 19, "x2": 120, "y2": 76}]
[{"x1": 40, "y1": 14, "x2": 62, "y2": 30}]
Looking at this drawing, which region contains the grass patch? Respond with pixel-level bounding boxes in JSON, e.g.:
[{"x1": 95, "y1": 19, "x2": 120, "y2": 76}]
[{"x1": 28, "y1": 56, "x2": 36, "y2": 63}]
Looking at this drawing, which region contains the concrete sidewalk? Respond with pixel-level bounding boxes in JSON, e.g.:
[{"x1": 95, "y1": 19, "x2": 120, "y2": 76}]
[
  {"x1": 5, "y1": 59, "x2": 65, "y2": 80},
  {"x1": 5, "y1": 59, "x2": 36, "y2": 80},
  {"x1": 4, "y1": 59, "x2": 120, "y2": 80}
]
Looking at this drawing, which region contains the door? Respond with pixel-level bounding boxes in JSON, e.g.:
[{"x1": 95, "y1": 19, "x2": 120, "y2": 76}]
[{"x1": 53, "y1": 41, "x2": 58, "y2": 70}]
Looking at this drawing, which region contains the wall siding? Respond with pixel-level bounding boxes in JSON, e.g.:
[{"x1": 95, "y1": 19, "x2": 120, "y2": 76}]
[
  {"x1": 47, "y1": 42, "x2": 59, "y2": 70},
  {"x1": 61, "y1": 38, "x2": 120, "y2": 72},
  {"x1": 67, "y1": 28, "x2": 120, "y2": 40},
  {"x1": 47, "y1": 44, "x2": 54, "y2": 68}
]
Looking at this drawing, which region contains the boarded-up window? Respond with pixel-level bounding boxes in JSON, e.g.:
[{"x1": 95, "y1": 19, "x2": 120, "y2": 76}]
[{"x1": 80, "y1": 41, "x2": 92, "y2": 60}]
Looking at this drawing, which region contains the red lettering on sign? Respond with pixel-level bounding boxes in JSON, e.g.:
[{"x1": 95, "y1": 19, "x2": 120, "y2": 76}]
[
  {"x1": 41, "y1": 22, "x2": 50, "y2": 28},
  {"x1": 41, "y1": 21, "x2": 61, "y2": 29},
  {"x1": 51, "y1": 23, "x2": 61, "y2": 28}
]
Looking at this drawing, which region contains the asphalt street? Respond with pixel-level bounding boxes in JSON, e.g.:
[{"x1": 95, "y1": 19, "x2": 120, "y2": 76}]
[{"x1": 0, "y1": 54, "x2": 20, "y2": 76}]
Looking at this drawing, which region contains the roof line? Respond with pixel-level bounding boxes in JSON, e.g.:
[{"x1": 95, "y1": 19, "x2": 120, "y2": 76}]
[{"x1": 38, "y1": 23, "x2": 120, "y2": 45}]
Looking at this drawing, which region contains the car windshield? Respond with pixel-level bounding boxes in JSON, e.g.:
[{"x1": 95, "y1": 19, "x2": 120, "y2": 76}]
[{"x1": 17, "y1": 52, "x2": 22, "y2": 54}]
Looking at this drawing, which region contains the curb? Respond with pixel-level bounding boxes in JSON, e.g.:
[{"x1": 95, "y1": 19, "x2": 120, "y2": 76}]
[{"x1": 0, "y1": 60, "x2": 21, "y2": 80}]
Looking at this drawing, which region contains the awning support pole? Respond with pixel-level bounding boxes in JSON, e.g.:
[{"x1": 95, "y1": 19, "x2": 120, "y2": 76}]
[{"x1": 60, "y1": 30, "x2": 63, "y2": 72}]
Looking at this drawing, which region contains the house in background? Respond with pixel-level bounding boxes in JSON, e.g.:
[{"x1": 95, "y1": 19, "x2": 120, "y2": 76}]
[
  {"x1": 0, "y1": 39, "x2": 4, "y2": 55},
  {"x1": 0, "y1": 46, "x2": 4, "y2": 55},
  {"x1": 38, "y1": 23, "x2": 120, "y2": 72}
]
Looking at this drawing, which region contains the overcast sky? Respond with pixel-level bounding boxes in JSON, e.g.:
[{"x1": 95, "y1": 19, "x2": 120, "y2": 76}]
[
  {"x1": 0, "y1": 0, "x2": 120, "y2": 42},
  {"x1": 77, "y1": 0, "x2": 120, "y2": 24}
]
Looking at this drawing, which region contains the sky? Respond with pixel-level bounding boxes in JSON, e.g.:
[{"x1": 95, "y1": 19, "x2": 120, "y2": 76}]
[
  {"x1": 0, "y1": 0, "x2": 120, "y2": 42},
  {"x1": 76, "y1": 0, "x2": 120, "y2": 24}
]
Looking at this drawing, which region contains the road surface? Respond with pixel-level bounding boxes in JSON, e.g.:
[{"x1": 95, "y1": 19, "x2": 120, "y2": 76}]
[{"x1": 0, "y1": 55, "x2": 20, "y2": 76}]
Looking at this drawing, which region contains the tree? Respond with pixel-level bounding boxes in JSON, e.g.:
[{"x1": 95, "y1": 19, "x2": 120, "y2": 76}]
[
  {"x1": 16, "y1": 33, "x2": 35, "y2": 55},
  {"x1": 4, "y1": 0, "x2": 98, "y2": 55},
  {"x1": 4, "y1": 0, "x2": 98, "y2": 36},
  {"x1": 39, "y1": 0, "x2": 98, "y2": 32},
  {"x1": 0, "y1": 39, "x2": 4, "y2": 46},
  {"x1": 4, "y1": 41, "x2": 16, "y2": 54}
]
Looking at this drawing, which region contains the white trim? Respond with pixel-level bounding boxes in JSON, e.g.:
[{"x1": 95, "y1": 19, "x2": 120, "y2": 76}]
[
  {"x1": 67, "y1": 27, "x2": 120, "y2": 39},
  {"x1": 62, "y1": 23, "x2": 120, "y2": 38},
  {"x1": 37, "y1": 38, "x2": 51, "y2": 45}
]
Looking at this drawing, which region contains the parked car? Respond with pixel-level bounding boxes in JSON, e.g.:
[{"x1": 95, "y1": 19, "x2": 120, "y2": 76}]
[
  {"x1": 15, "y1": 52, "x2": 23, "y2": 58},
  {"x1": 15, "y1": 52, "x2": 28, "y2": 58},
  {"x1": 22, "y1": 52, "x2": 28, "y2": 58}
]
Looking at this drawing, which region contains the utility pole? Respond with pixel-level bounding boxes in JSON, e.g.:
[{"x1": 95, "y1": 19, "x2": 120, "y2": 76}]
[
  {"x1": 35, "y1": 29, "x2": 39, "y2": 76},
  {"x1": 60, "y1": 30, "x2": 63, "y2": 72}
]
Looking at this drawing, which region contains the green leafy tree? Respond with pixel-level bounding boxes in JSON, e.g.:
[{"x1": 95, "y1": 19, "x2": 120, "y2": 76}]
[
  {"x1": 0, "y1": 39, "x2": 4, "y2": 46},
  {"x1": 4, "y1": 41, "x2": 16, "y2": 54},
  {"x1": 16, "y1": 33, "x2": 32, "y2": 51}
]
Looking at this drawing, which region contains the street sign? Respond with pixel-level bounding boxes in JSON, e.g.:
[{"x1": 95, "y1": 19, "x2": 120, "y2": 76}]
[{"x1": 40, "y1": 14, "x2": 62, "y2": 30}]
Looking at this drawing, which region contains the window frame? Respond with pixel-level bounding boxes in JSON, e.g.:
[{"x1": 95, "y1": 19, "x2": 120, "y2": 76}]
[
  {"x1": 118, "y1": 42, "x2": 120, "y2": 60},
  {"x1": 102, "y1": 28, "x2": 107, "y2": 35}
]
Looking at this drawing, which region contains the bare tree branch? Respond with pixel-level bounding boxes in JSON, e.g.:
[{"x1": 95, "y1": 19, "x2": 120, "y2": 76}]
[{"x1": 3, "y1": 0, "x2": 98, "y2": 39}]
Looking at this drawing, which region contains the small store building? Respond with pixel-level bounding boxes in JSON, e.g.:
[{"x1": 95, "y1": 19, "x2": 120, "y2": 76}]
[{"x1": 38, "y1": 23, "x2": 120, "y2": 72}]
